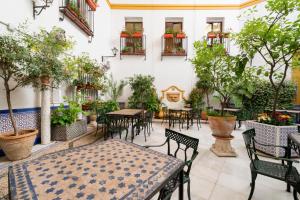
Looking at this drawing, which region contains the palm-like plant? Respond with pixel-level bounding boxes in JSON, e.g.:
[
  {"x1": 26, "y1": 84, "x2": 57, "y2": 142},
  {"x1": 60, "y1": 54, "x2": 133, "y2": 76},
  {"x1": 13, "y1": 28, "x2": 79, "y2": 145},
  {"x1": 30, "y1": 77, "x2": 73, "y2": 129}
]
[{"x1": 107, "y1": 74, "x2": 127, "y2": 101}]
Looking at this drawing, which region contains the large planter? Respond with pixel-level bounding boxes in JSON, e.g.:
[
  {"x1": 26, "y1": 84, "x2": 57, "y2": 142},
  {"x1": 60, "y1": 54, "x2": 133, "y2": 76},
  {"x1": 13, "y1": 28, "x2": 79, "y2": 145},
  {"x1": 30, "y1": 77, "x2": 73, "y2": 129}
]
[
  {"x1": 0, "y1": 129, "x2": 38, "y2": 161},
  {"x1": 201, "y1": 111, "x2": 208, "y2": 121},
  {"x1": 51, "y1": 120, "x2": 87, "y2": 141},
  {"x1": 208, "y1": 115, "x2": 237, "y2": 157},
  {"x1": 245, "y1": 121, "x2": 298, "y2": 157}
]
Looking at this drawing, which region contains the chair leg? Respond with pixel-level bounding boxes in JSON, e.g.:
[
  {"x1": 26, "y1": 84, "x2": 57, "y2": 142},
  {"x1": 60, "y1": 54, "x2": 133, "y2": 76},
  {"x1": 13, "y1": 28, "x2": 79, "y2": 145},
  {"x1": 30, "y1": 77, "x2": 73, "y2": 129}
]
[
  {"x1": 144, "y1": 127, "x2": 147, "y2": 142},
  {"x1": 248, "y1": 172, "x2": 257, "y2": 200},
  {"x1": 293, "y1": 188, "x2": 298, "y2": 200},
  {"x1": 187, "y1": 180, "x2": 191, "y2": 200}
]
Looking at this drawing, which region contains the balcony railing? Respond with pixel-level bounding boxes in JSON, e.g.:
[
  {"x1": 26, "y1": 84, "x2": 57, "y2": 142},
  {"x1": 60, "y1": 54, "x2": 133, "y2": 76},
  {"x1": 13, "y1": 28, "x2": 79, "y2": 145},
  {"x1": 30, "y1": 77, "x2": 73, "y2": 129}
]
[
  {"x1": 120, "y1": 31, "x2": 146, "y2": 60},
  {"x1": 206, "y1": 32, "x2": 230, "y2": 53},
  {"x1": 161, "y1": 33, "x2": 188, "y2": 61},
  {"x1": 59, "y1": 0, "x2": 94, "y2": 37}
]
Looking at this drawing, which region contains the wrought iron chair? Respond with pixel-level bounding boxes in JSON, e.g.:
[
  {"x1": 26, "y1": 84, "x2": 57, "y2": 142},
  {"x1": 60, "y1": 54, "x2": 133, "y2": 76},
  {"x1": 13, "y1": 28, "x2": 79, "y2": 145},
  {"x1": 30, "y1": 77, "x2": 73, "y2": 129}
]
[
  {"x1": 242, "y1": 128, "x2": 300, "y2": 200},
  {"x1": 145, "y1": 129, "x2": 199, "y2": 200},
  {"x1": 161, "y1": 106, "x2": 169, "y2": 125},
  {"x1": 189, "y1": 109, "x2": 202, "y2": 130},
  {"x1": 133, "y1": 111, "x2": 150, "y2": 142},
  {"x1": 169, "y1": 109, "x2": 185, "y2": 131},
  {"x1": 106, "y1": 115, "x2": 129, "y2": 140}
]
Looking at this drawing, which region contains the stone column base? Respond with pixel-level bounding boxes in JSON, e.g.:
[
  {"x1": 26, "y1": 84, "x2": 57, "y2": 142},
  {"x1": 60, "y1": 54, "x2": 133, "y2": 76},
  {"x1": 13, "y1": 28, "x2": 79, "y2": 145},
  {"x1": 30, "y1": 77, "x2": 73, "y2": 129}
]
[{"x1": 210, "y1": 135, "x2": 237, "y2": 157}]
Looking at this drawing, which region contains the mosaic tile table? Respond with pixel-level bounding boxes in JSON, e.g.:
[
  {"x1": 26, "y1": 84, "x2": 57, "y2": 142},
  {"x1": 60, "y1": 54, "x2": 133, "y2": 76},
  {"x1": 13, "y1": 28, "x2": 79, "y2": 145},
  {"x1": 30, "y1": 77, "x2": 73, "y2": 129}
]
[{"x1": 8, "y1": 139, "x2": 184, "y2": 200}]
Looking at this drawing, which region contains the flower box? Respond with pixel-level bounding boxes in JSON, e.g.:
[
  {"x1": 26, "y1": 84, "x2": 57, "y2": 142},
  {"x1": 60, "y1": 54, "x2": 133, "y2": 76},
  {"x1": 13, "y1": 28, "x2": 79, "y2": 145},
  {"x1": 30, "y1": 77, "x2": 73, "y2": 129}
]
[
  {"x1": 164, "y1": 34, "x2": 173, "y2": 39},
  {"x1": 86, "y1": 0, "x2": 97, "y2": 11},
  {"x1": 207, "y1": 32, "x2": 217, "y2": 38},
  {"x1": 120, "y1": 33, "x2": 130, "y2": 38},
  {"x1": 245, "y1": 120, "x2": 298, "y2": 157},
  {"x1": 51, "y1": 120, "x2": 87, "y2": 141},
  {"x1": 132, "y1": 32, "x2": 143, "y2": 38},
  {"x1": 176, "y1": 33, "x2": 186, "y2": 39}
]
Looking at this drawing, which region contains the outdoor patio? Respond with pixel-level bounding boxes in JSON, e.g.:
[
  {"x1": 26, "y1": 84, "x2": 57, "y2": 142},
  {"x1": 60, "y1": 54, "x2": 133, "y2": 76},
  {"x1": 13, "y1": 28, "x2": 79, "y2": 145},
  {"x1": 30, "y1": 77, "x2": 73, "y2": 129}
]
[{"x1": 0, "y1": 122, "x2": 298, "y2": 200}]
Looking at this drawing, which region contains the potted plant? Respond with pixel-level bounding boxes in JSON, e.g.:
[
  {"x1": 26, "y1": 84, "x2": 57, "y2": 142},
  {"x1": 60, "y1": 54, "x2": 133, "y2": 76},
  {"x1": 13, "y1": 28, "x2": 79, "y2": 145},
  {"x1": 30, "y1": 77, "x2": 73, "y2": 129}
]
[
  {"x1": 176, "y1": 31, "x2": 186, "y2": 39},
  {"x1": 107, "y1": 74, "x2": 127, "y2": 102},
  {"x1": 132, "y1": 31, "x2": 143, "y2": 38},
  {"x1": 176, "y1": 47, "x2": 185, "y2": 55},
  {"x1": 0, "y1": 30, "x2": 38, "y2": 161},
  {"x1": 186, "y1": 88, "x2": 204, "y2": 112},
  {"x1": 191, "y1": 40, "x2": 249, "y2": 157},
  {"x1": 122, "y1": 46, "x2": 133, "y2": 54},
  {"x1": 207, "y1": 32, "x2": 217, "y2": 38},
  {"x1": 236, "y1": 0, "x2": 300, "y2": 157},
  {"x1": 120, "y1": 31, "x2": 130, "y2": 38},
  {"x1": 164, "y1": 29, "x2": 174, "y2": 39},
  {"x1": 51, "y1": 97, "x2": 87, "y2": 141}
]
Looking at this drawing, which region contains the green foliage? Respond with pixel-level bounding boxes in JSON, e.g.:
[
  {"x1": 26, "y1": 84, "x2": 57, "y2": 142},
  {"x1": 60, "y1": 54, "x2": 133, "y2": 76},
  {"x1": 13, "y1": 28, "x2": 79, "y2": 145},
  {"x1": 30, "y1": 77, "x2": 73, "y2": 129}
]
[
  {"x1": 25, "y1": 26, "x2": 74, "y2": 88},
  {"x1": 95, "y1": 100, "x2": 120, "y2": 123},
  {"x1": 128, "y1": 75, "x2": 160, "y2": 112},
  {"x1": 65, "y1": 53, "x2": 107, "y2": 91},
  {"x1": 165, "y1": 29, "x2": 173, "y2": 34},
  {"x1": 186, "y1": 88, "x2": 205, "y2": 111},
  {"x1": 239, "y1": 80, "x2": 296, "y2": 120},
  {"x1": 191, "y1": 40, "x2": 249, "y2": 116},
  {"x1": 196, "y1": 79, "x2": 214, "y2": 108},
  {"x1": 206, "y1": 110, "x2": 233, "y2": 117},
  {"x1": 51, "y1": 97, "x2": 83, "y2": 126},
  {"x1": 106, "y1": 74, "x2": 127, "y2": 101},
  {"x1": 235, "y1": 0, "x2": 300, "y2": 116}
]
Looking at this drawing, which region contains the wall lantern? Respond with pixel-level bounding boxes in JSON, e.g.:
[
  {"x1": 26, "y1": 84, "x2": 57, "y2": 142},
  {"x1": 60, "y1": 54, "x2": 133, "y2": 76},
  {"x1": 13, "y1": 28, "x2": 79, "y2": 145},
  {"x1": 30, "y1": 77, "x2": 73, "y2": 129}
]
[
  {"x1": 102, "y1": 47, "x2": 118, "y2": 62},
  {"x1": 33, "y1": 0, "x2": 54, "y2": 19}
]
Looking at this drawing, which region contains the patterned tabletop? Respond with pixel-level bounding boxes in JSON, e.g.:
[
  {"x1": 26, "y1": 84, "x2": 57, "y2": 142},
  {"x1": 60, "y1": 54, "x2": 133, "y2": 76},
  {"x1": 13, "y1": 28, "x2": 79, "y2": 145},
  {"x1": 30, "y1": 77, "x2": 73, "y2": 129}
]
[{"x1": 8, "y1": 139, "x2": 184, "y2": 200}]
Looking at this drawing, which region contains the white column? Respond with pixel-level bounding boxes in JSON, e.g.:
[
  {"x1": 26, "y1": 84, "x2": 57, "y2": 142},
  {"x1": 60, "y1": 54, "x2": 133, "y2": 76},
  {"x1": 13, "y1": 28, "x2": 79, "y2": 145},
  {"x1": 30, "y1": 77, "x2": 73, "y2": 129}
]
[{"x1": 41, "y1": 88, "x2": 51, "y2": 144}]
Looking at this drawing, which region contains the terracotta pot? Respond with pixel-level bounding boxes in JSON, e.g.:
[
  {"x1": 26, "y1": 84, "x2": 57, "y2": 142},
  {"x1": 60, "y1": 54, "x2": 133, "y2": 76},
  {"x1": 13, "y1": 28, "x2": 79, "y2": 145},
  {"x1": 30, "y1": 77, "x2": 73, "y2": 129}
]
[
  {"x1": 86, "y1": 0, "x2": 97, "y2": 11},
  {"x1": 176, "y1": 33, "x2": 186, "y2": 38},
  {"x1": 208, "y1": 115, "x2": 236, "y2": 138},
  {"x1": 40, "y1": 75, "x2": 50, "y2": 85},
  {"x1": 164, "y1": 34, "x2": 173, "y2": 39},
  {"x1": 132, "y1": 32, "x2": 142, "y2": 38},
  {"x1": 90, "y1": 114, "x2": 97, "y2": 122},
  {"x1": 0, "y1": 129, "x2": 38, "y2": 161},
  {"x1": 201, "y1": 111, "x2": 208, "y2": 120},
  {"x1": 120, "y1": 33, "x2": 130, "y2": 38}
]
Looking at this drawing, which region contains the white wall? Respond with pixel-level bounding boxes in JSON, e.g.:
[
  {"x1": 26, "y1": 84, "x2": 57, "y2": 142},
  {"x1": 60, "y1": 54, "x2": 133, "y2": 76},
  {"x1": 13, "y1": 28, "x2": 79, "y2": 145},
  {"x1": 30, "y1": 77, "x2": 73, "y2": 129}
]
[
  {"x1": 109, "y1": 9, "x2": 241, "y2": 102},
  {"x1": 0, "y1": 0, "x2": 112, "y2": 110}
]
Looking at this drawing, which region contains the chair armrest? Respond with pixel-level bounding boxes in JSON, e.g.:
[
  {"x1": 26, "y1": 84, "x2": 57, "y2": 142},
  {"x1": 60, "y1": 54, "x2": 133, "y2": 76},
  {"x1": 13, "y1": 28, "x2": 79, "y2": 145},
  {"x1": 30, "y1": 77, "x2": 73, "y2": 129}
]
[
  {"x1": 143, "y1": 140, "x2": 167, "y2": 148},
  {"x1": 253, "y1": 151, "x2": 299, "y2": 164}
]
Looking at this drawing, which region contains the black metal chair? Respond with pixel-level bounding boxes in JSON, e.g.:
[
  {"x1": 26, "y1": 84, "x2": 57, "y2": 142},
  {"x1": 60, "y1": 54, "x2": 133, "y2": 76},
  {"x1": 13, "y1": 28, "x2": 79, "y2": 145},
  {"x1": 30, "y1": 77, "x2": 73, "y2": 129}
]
[
  {"x1": 145, "y1": 129, "x2": 199, "y2": 200},
  {"x1": 242, "y1": 128, "x2": 300, "y2": 200},
  {"x1": 169, "y1": 109, "x2": 185, "y2": 131},
  {"x1": 106, "y1": 115, "x2": 129, "y2": 140},
  {"x1": 161, "y1": 106, "x2": 169, "y2": 125},
  {"x1": 133, "y1": 111, "x2": 150, "y2": 142},
  {"x1": 190, "y1": 109, "x2": 202, "y2": 130}
]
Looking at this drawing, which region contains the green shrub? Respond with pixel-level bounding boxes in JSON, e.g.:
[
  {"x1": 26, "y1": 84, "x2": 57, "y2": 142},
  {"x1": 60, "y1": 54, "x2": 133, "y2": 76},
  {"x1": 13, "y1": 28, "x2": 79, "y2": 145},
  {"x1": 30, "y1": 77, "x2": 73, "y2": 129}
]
[
  {"x1": 186, "y1": 88, "x2": 204, "y2": 111},
  {"x1": 240, "y1": 80, "x2": 296, "y2": 120},
  {"x1": 128, "y1": 75, "x2": 160, "y2": 112},
  {"x1": 51, "y1": 98, "x2": 82, "y2": 126},
  {"x1": 96, "y1": 100, "x2": 120, "y2": 123}
]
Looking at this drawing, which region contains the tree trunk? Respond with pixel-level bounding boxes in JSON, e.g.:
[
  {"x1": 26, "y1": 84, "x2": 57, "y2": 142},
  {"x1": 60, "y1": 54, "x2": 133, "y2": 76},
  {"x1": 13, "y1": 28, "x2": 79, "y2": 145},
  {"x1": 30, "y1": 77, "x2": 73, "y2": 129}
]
[
  {"x1": 4, "y1": 81, "x2": 18, "y2": 135},
  {"x1": 272, "y1": 86, "x2": 281, "y2": 118},
  {"x1": 206, "y1": 92, "x2": 210, "y2": 108}
]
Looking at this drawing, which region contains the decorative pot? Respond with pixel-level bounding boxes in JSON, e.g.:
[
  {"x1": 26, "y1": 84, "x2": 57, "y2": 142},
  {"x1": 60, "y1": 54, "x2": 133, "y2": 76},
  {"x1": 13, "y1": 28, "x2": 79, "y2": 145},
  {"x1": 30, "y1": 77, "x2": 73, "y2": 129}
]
[
  {"x1": 207, "y1": 32, "x2": 217, "y2": 38},
  {"x1": 245, "y1": 121, "x2": 298, "y2": 157},
  {"x1": 201, "y1": 111, "x2": 208, "y2": 120},
  {"x1": 40, "y1": 75, "x2": 50, "y2": 85},
  {"x1": 0, "y1": 129, "x2": 38, "y2": 161},
  {"x1": 132, "y1": 32, "x2": 142, "y2": 38},
  {"x1": 176, "y1": 33, "x2": 186, "y2": 38},
  {"x1": 51, "y1": 120, "x2": 87, "y2": 141},
  {"x1": 86, "y1": 0, "x2": 97, "y2": 11},
  {"x1": 120, "y1": 33, "x2": 130, "y2": 38},
  {"x1": 164, "y1": 34, "x2": 173, "y2": 39},
  {"x1": 208, "y1": 115, "x2": 237, "y2": 157}
]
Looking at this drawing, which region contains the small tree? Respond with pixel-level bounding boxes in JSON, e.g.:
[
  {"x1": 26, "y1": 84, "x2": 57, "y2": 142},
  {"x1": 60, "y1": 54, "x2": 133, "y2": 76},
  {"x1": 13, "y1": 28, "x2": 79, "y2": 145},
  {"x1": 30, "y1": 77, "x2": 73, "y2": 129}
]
[
  {"x1": 191, "y1": 41, "x2": 249, "y2": 116},
  {"x1": 0, "y1": 32, "x2": 33, "y2": 135},
  {"x1": 25, "y1": 27, "x2": 74, "y2": 87},
  {"x1": 235, "y1": 0, "x2": 300, "y2": 117}
]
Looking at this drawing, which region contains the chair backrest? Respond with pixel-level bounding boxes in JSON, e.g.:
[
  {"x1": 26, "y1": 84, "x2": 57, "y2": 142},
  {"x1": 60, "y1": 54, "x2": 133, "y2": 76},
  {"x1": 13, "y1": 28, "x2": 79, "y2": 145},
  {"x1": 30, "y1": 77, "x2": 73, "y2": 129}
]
[
  {"x1": 165, "y1": 129, "x2": 199, "y2": 174},
  {"x1": 107, "y1": 115, "x2": 128, "y2": 130},
  {"x1": 242, "y1": 128, "x2": 258, "y2": 163}
]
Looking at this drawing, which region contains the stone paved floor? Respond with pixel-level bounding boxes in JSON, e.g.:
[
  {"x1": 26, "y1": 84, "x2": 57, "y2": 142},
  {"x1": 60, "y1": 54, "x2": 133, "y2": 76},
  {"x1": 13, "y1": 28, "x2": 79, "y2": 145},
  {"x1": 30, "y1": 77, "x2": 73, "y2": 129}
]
[{"x1": 0, "y1": 121, "x2": 299, "y2": 200}]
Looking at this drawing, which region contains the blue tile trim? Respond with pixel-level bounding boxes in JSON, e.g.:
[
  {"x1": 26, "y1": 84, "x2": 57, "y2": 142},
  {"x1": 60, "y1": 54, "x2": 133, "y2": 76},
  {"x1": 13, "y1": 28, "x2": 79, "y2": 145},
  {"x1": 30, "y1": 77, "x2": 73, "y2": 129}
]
[
  {"x1": 8, "y1": 166, "x2": 17, "y2": 200},
  {"x1": 0, "y1": 105, "x2": 67, "y2": 114}
]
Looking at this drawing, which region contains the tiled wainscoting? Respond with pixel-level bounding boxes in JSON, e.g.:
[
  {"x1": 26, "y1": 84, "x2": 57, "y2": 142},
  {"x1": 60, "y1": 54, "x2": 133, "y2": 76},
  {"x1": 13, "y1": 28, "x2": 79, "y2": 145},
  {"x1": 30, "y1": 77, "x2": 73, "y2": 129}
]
[{"x1": 0, "y1": 107, "x2": 42, "y2": 156}]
